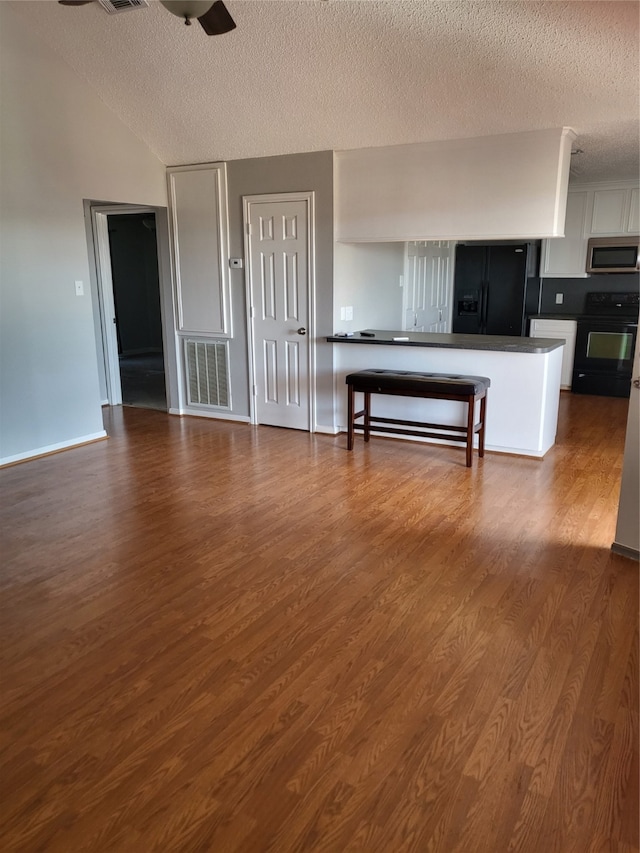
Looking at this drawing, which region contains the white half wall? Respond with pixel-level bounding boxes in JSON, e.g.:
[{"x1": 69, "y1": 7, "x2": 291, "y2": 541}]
[
  {"x1": 332, "y1": 343, "x2": 563, "y2": 458},
  {"x1": 0, "y1": 5, "x2": 167, "y2": 464}
]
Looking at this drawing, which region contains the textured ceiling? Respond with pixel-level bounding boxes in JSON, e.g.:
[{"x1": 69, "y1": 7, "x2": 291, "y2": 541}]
[{"x1": 8, "y1": 0, "x2": 640, "y2": 183}]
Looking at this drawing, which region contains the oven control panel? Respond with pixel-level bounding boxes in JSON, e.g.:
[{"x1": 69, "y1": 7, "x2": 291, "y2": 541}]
[{"x1": 585, "y1": 292, "x2": 639, "y2": 317}]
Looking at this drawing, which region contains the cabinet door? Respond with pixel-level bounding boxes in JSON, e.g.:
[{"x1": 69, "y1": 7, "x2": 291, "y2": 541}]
[
  {"x1": 541, "y1": 191, "x2": 588, "y2": 278},
  {"x1": 590, "y1": 188, "x2": 628, "y2": 234},
  {"x1": 530, "y1": 319, "x2": 576, "y2": 389},
  {"x1": 168, "y1": 164, "x2": 230, "y2": 336}
]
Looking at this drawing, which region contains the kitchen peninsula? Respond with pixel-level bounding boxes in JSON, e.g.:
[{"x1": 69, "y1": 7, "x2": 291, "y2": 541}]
[{"x1": 327, "y1": 330, "x2": 565, "y2": 457}]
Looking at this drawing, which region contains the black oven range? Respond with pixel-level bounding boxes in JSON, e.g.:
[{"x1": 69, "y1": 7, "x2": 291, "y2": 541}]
[{"x1": 572, "y1": 292, "x2": 639, "y2": 398}]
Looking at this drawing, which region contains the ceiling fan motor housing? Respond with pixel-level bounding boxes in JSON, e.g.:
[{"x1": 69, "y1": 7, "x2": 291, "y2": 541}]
[{"x1": 159, "y1": 0, "x2": 214, "y2": 21}]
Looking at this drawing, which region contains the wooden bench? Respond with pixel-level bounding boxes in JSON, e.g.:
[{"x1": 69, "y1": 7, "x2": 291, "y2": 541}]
[{"x1": 346, "y1": 369, "x2": 490, "y2": 467}]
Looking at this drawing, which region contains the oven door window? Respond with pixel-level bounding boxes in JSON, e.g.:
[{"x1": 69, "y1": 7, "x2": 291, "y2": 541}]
[{"x1": 586, "y1": 331, "x2": 634, "y2": 361}]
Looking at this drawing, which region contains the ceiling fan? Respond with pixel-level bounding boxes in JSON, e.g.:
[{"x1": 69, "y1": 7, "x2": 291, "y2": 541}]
[{"x1": 58, "y1": 0, "x2": 236, "y2": 36}]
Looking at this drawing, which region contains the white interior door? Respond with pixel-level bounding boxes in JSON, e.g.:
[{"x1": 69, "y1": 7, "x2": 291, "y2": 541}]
[
  {"x1": 245, "y1": 195, "x2": 313, "y2": 430},
  {"x1": 404, "y1": 241, "x2": 454, "y2": 332}
]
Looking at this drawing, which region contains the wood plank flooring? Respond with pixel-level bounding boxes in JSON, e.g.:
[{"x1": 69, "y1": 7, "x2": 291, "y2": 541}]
[{"x1": 0, "y1": 394, "x2": 637, "y2": 852}]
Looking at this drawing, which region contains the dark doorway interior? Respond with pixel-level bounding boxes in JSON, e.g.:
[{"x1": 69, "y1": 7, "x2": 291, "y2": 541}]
[{"x1": 108, "y1": 213, "x2": 167, "y2": 411}]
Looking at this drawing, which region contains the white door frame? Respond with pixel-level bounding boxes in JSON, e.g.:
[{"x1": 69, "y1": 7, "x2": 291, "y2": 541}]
[
  {"x1": 242, "y1": 191, "x2": 316, "y2": 430},
  {"x1": 90, "y1": 204, "x2": 160, "y2": 406}
]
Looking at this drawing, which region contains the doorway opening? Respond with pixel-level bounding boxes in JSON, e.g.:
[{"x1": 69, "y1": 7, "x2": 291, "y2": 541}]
[
  {"x1": 91, "y1": 206, "x2": 167, "y2": 412},
  {"x1": 109, "y1": 213, "x2": 166, "y2": 411}
]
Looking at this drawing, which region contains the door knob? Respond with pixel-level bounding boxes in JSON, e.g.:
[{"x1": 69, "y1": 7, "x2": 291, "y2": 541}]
[{"x1": 297, "y1": 327, "x2": 307, "y2": 335}]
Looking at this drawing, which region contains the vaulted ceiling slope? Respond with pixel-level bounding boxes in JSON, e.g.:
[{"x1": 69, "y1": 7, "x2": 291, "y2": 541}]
[{"x1": 9, "y1": 0, "x2": 640, "y2": 183}]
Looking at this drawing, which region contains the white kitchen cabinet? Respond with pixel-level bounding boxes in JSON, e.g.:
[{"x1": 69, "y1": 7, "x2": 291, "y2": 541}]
[
  {"x1": 167, "y1": 163, "x2": 230, "y2": 336},
  {"x1": 590, "y1": 186, "x2": 640, "y2": 235},
  {"x1": 541, "y1": 191, "x2": 589, "y2": 278},
  {"x1": 530, "y1": 318, "x2": 577, "y2": 389},
  {"x1": 542, "y1": 181, "x2": 640, "y2": 278},
  {"x1": 590, "y1": 188, "x2": 628, "y2": 234}
]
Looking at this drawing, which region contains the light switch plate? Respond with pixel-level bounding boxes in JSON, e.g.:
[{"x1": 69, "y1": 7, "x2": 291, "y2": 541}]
[
  {"x1": 555, "y1": 293, "x2": 564, "y2": 304},
  {"x1": 75, "y1": 280, "x2": 84, "y2": 296}
]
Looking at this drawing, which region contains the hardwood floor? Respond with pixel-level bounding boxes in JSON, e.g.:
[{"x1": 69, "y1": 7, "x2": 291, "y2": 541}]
[{"x1": 0, "y1": 394, "x2": 637, "y2": 852}]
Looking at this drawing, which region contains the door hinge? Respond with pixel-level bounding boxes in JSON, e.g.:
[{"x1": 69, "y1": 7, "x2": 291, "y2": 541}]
[
  {"x1": 252, "y1": 384, "x2": 257, "y2": 396},
  {"x1": 250, "y1": 305, "x2": 255, "y2": 318},
  {"x1": 247, "y1": 223, "x2": 252, "y2": 236}
]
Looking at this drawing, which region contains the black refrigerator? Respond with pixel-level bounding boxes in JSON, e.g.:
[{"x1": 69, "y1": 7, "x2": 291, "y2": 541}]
[{"x1": 452, "y1": 243, "x2": 539, "y2": 336}]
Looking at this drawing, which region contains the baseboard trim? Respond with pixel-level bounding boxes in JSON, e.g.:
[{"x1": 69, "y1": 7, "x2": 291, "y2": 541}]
[
  {"x1": 315, "y1": 425, "x2": 340, "y2": 435},
  {"x1": 611, "y1": 542, "x2": 640, "y2": 561},
  {"x1": 168, "y1": 407, "x2": 251, "y2": 424},
  {"x1": 0, "y1": 431, "x2": 108, "y2": 468}
]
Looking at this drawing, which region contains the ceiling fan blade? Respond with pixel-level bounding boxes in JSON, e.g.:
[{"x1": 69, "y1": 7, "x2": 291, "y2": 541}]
[{"x1": 198, "y1": 1, "x2": 235, "y2": 36}]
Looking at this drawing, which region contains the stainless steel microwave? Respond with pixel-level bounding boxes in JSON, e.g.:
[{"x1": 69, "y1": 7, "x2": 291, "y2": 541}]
[{"x1": 586, "y1": 236, "x2": 640, "y2": 274}]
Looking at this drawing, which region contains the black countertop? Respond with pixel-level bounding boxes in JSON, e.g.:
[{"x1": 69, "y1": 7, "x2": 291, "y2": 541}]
[{"x1": 326, "y1": 330, "x2": 565, "y2": 354}]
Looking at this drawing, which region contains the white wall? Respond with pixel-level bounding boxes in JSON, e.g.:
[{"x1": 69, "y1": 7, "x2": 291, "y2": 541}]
[
  {"x1": 333, "y1": 242, "x2": 405, "y2": 333},
  {"x1": 0, "y1": 6, "x2": 167, "y2": 464}
]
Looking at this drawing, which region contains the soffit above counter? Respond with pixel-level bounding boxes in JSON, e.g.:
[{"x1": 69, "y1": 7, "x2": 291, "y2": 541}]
[{"x1": 334, "y1": 128, "x2": 576, "y2": 243}]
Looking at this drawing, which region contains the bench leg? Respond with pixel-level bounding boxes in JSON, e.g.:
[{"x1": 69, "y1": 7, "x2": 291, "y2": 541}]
[
  {"x1": 347, "y1": 383, "x2": 354, "y2": 450},
  {"x1": 479, "y1": 392, "x2": 487, "y2": 458},
  {"x1": 466, "y1": 395, "x2": 475, "y2": 468},
  {"x1": 364, "y1": 391, "x2": 371, "y2": 442}
]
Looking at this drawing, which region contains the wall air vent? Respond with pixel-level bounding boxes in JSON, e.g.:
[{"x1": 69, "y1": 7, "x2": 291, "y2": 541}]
[
  {"x1": 185, "y1": 340, "x2": 230, "y2": 409},
  {"x1": 97, "y1": 0, "x2": 149, "y2": 14}
]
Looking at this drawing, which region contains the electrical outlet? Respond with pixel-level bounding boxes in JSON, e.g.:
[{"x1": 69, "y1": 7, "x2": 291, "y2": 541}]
[{"x1": 555, "y1": 293, "x2": 564, "y2": 305}]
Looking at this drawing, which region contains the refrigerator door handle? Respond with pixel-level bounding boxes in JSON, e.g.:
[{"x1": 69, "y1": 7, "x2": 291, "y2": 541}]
[
  {"x1": 480, "y1": 280, "x2": 488, "y2": 334},
  {"x1": 483, "y1": 281, "x2": 489, "y2": 333}
]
